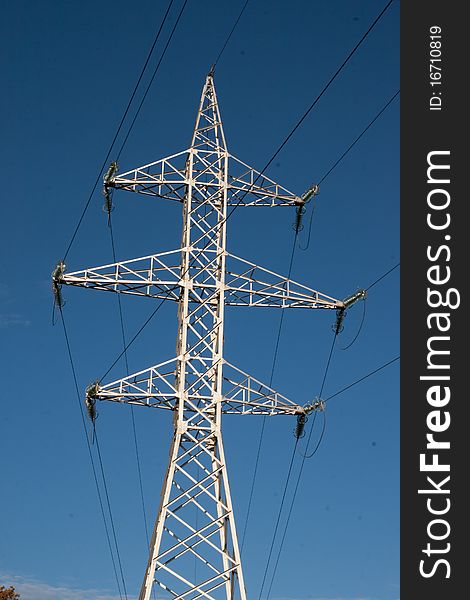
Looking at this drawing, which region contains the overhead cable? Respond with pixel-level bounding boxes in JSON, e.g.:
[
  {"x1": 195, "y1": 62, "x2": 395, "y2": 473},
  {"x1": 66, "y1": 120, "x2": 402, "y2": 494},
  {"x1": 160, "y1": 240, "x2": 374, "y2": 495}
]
[
  {"x1": 259, "y1": 331, "x2": 338, "y2": 600},
  {"x1": 240, "y1": 232, "x2": 299, "y2": 552},
  {"x1": 300, "y1": 89, "x2": 400, "y2": 251},
  {"x1": 62, "y1": 0, "x2": 179, "y2": 261},
  {"x1": 108, "y1": 219, "x2": 152, "y2": 556},
  {"x1": 265, "y1": 353, "x2": 400, "y2": 598},
  {"x1": 213, "y1": 0, "x2": 250, "y2": 67},
  {"x1": 115, "y1": 0, "x2": 190, "y2": 161},
  {"x1": 325, "y1": 355, "x2": 400, "y2": 403},
  {"x1": 58, "y1": 307, "x2": 127, "y2": 599}
]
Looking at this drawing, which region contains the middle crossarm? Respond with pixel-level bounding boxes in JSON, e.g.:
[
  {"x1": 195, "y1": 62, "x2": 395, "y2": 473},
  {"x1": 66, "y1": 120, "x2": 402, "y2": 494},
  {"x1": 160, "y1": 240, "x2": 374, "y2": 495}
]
[{"x1": 58, "y1": 251, "x2": 343, "y2": 310}]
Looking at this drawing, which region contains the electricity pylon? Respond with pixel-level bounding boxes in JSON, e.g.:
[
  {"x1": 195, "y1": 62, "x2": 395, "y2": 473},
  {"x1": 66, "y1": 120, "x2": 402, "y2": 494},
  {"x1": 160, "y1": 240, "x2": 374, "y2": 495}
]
[{"x1": 58, "y1": 72, "x2": 345, "y2": 600}]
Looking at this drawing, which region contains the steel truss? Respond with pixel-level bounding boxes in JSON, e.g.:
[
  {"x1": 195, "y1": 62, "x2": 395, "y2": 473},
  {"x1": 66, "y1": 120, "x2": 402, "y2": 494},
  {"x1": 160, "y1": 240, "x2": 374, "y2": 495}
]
[{"x1": 60, "y1": 73, "x2": 344, "y2": 600}]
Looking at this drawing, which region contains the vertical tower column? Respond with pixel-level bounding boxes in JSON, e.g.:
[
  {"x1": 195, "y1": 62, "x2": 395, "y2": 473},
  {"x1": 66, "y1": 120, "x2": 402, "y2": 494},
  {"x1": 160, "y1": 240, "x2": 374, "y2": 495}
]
[{"x1": 140, "y1": 74, "x2": 246, "y2": 600}]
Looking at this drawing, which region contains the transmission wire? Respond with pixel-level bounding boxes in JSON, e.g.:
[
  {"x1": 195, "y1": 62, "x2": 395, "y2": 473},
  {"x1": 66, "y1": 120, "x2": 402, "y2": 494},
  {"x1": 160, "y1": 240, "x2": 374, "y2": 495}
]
[
  {"x1": 93, "y1": 428, "x2": 128, "y2": 599},
  {"x1": 325, "y1": 355, "x2": 400, "y2": 403},
  {"x1": 299, "y1": 89, "x2": 400, "y2": 251},
  {"x1": 115, "y1": 0, "x2": 189, "y2": 161},
  {"x1": 262, "y1": 332, "x2": 337, "y2": 599},
  {"x1": 319, "y1": 90, "x2": 400, "y2": 187},
  {"x1": 256, "y1": 438, "x2": 299, "y2": 600},
  {"x1": 108, "y1": 219, "x2": 153, "y2": 561},
  {"x1": 100, "y1": 294, "x2": 172, "y2": 383},
  {"x1": 62, "y1": 0, "x2": 176, "y2": 262},
  {"x1": 265, "y1": 349, "x2": 400, "y2": 596},
  {"x1": 61, "y1": 2, "x2": 397, "y2": 587},
  {"x1": 264, "y1": 355, "x2": 400, "y2": 598},
  {"x1": 265, "y1": 419, "x2": 326, "y2": 600},
  {"x1": 367, "y1": 262, "x2": 399, "y2": 291},
  {"x1": 213, "y1": 0, "x2": 251, "y2": 67},
  {"x1": 260, "y1": 331, "x2": 337, "y2": 600},
  {"x1": 58, "y1": 307, "x2": 126, "y2": 600},
  {"x1": 240, "y1": 232, "x2": 298, "y2": 552}
]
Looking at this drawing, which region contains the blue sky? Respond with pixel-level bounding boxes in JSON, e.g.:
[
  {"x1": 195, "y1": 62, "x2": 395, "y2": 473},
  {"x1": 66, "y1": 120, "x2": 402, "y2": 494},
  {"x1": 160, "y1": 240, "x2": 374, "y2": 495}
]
[{"x1": 1, "y1": 1, "x2": 399, "y2": 599}]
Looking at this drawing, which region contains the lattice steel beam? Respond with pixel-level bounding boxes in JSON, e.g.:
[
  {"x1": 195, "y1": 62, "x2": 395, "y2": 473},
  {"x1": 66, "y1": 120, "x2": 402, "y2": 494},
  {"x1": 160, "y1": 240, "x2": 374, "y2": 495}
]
[{"x1": 60, "y1": 251, "x2": 343, "y2": 310}]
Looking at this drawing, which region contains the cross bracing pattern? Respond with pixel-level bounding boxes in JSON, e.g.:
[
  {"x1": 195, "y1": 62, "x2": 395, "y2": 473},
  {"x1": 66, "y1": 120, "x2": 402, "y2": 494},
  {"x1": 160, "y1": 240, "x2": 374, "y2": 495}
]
[
  {"x1": 60, "y1": 73, "x2": 343, "y2": 600},
  {"x1": 87, "y1": 357, "x2": 303, "y2": 416},
  {"x1": 62, "y1": 250, "x2": 342, "y2": 309}
]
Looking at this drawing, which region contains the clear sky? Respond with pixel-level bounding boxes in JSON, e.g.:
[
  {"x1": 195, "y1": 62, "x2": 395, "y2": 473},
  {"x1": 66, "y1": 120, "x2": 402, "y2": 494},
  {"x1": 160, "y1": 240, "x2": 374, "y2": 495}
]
[{"x1": 1, "y1": 1, "x2": 399, "y2": 599}]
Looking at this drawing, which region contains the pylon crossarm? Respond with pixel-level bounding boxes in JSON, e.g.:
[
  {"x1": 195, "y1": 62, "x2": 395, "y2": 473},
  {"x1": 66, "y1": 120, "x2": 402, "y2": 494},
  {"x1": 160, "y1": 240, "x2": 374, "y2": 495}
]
[
  {"x1": 88, "y1": 359, "x2": 303, "y2": 417},
  {"x1": 59, "y1": 250, "x2": 343, "y2": 312},
  {"x1": 222, "y1": 361, "x2": 303, "y2": 416},
  {"x1": 108, "y1": 149, "x2": 189, "y2": 202},
  {"x1": 89, "y1": 358, "x2": 179, "y2": 410},
  {"x1": 225, "y1": 253, "x2": 344, "y2": 309},
  {"x1": 60, "y1": 250, "x2": 181, "y2": 301},
  {"x1": 227, "y1": 154, "x2": 302, "y2": 206},
  {"x1": 108, "y1": 150, "x2": 303, "y2": 208}
]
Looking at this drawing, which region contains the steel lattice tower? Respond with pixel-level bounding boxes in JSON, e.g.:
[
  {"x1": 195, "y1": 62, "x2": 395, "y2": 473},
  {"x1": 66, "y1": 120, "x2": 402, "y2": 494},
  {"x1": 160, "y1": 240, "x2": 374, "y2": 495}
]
[{"x1": 59, "y1": 73, "x2": 345, "y2": 600}]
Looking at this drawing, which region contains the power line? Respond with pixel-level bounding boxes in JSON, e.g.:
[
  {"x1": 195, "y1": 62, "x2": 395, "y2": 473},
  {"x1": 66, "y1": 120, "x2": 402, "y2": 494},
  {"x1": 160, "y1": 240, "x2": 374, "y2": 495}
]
[
  {"x1": 319, "y1": 331, "x2": 338, "y2": 398},
  {"x1": 300, "y1": 89, "x2": 400, "y2": 252},
  {"x1": 256, "y1": 438, "x2": 299, "y2": 600},
  {"x1": 367, "y1": 261, "x2": 399, "y2": 291},
  {"x1": 94, "y1": 429, "x2": 128, "y2": 599},
  {"x1": 115, "y1": 0, "x2": 189, "y2": 161},
  {"x1": 68, "y1": 0, "x2": 397, "y2": 585},
  {"x1": 259, "y1": 331, "x2": 338, "y2": 600},
  {"x1": 213, "y1": 0, "x2": 250, "y2": 67},
  {"x1": 108, "y1": 219, "x2": 153, "y2": 564},
  {"x1": 319, "y1": 90, "x2": 400, "y2": 186},
  {"x1": 100, "y1": 294, "x2": 172, "y2": 383},
  {"x1": 240, "y1": 232, "x2": 298, "y2": 552},
  {"x1": 264, "y1": 414, "x2": 326, "y2": 600},
  {"x1": 59, "y1": 5, "x2": 189, "y2": 593},
  {"x1": 325, "y1": 355, "x2": 400, "y2": 403},
  {"x1": 263, "y1": 333, "x2": 338, "y2": 600},
  {"x1": 96, "y1": 0, "x2": 189, "y2": 563},
  {"x1": 264, "y1": 352, "x2": 400, "y2": 598},
  {"x1": 58, "y1": 307, "x2": 126, "y2": 600},
  {"x1": 62, "y1": 0, "x2": 177, "y2": 261},
  {"x1": 53, "y1": 1, "x2": 398, "y2": 594}
]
